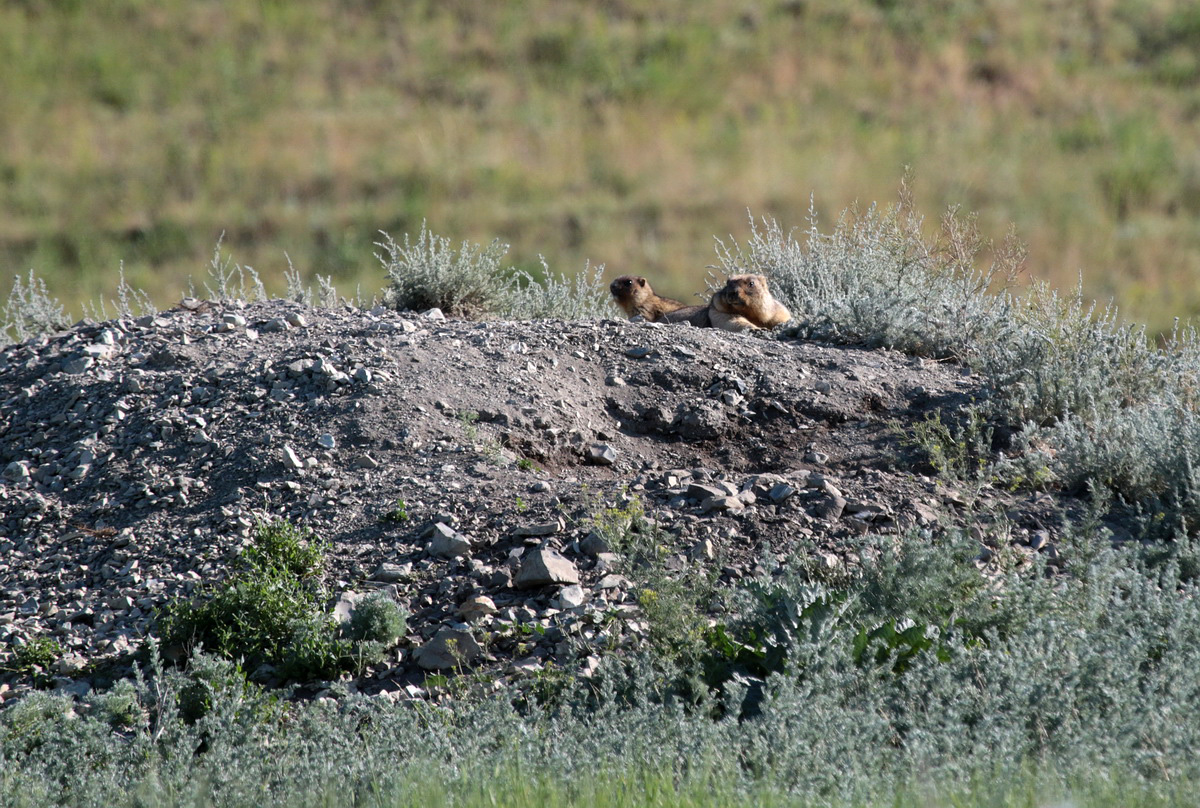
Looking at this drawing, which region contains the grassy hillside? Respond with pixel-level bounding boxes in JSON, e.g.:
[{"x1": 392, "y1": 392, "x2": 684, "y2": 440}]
[{"x1": 2, "y1": 1, "x2": 1200, "y2": 331}]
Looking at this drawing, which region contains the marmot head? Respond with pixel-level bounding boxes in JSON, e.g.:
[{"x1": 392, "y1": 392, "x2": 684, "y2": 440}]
[
  {"x1": 717, "y1": 274, "x2": 768, "y2": 309},
  {"x1": 610, "y1": 275, "x2": 650, "y2": 301}
]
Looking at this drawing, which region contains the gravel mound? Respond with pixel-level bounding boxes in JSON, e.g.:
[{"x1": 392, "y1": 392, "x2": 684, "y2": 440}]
[{"x1": 0, "y1": 298, "x2": 1083, "y2": 702}]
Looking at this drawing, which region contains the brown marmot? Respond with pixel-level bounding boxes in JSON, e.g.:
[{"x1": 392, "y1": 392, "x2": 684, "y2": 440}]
[
  {"x1": 660, "y1": 304, "x2": 711, "y2": 327},
  {"x1": 609, "y1": 275, "x2": 689, "y2": 322},
  {"x1": 708, "y1": 274, "x2": 791, "y2": 332}
]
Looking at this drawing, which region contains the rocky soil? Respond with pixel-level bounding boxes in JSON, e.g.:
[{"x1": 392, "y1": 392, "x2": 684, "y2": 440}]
[{"x1": 0, "y1": 299, "x2": 1087, "y2": 703}]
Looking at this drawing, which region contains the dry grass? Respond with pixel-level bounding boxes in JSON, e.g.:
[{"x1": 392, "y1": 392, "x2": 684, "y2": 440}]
[{"x1": 2, "y1": 1, "x2": 1200, "y2": 332}]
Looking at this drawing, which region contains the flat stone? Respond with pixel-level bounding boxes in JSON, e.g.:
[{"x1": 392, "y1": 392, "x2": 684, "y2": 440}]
[
  {"x1": 456, "y1": 595, "x2": 497, "y2": 622},
  {"x1": 63, "y1": 357, "x2": 94, "y2": 375},
  {"x1": 768, "y1": 483, "x2": 797, "y2": 503},
  {"x1": 332, "y1": 591, "x2": 362, "y2": 623},
  {"x1": 370, "y1": 563, "x2": 411, "y2": 583},
  {"x1": 687, "y1": 483, "x2": 727, "y2": 501},
  {"x1": 352, "y1": 454, "x2": 380, "y2": 470},
  {"x1": 514, "y1": 548, "x2": 579, "y2": 588},
  {"x1": 513, "y1": 518, "x2": 564, "y2": 538},
  {"x1": 413, "y1": 627, "x2": 481, "y2": 670},
  {"x1": 595, "y1": 574, "x2": 631, "y2": 590},
  {"x1": 702, "y1": 495, "x2": 744, "y2": 513}
]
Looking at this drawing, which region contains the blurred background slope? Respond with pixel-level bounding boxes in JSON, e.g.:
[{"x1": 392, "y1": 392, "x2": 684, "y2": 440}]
[{"x1": 2, "y1": 0, "x2": 1198, "y2": 333}]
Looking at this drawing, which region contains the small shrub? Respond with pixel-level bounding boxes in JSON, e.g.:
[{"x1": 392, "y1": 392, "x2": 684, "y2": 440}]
[
  {"x1": 199, "y1": 235, "x2": 267, "y2": 303},
  {"x1": 377, "y1": 224, "x2": 611, "y2": 320},
  {"x1": 90, "y1": 679, "x2": 143, "y2": 730},
  {"x1": 1, "y1": 269, "x2": 70, "y2": 343},
  {"x1": 278, "y1": 613, "x2": 349, "y2": 682},
  {"x1": 376, "y1": 223, "x2": 514, "y2": 317},
  {"x1": 506, "y1": 257, "x2": 609, "y2": 320},
  {"x1": 156, "y1": 520, "x2": 347, "y2": 682},
  {"x1": 0, "y1": 691, "x2": 76, "y2": 756},
  {"x1": 242, "y1": 519, "x2": 327, "y2": 580},
  {"x1": 899, "y1": 406, "x2": 994, "y2": 481},
  {"x1": 175, "y1": 652, "x2": 256, "y2": 724},
  {"x1": 345, "y1": 592, "x2": 408, "y2": 645}
]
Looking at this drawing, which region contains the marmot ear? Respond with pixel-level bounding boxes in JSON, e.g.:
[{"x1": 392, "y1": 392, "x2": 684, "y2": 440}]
[{"x1": 637, "y1": 278, "x2": 647, "y2": 287}]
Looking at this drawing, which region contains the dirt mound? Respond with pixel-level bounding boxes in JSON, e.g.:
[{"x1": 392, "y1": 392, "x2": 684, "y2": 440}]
[{"x1": 0, "y1": 299, "x2": 1079, "y2": 701}]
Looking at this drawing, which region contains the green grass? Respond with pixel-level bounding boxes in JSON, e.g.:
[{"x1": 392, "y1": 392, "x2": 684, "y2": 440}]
[
  {"x1": 3, "y1": 2, "x2": 1200, "y2": 332},
  {"x1": 7, "y1": 524, "x2": 1200, "y2": 806}
]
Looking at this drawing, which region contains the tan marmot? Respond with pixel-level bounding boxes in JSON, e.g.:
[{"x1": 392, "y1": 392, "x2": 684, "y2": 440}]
[
  {"x1": 660, "y1": 304, "x2": 711, "y2": 327},
  {"x1": 707, "y1": 274, "x2": 791, "y2": 332},
  {"x1": 609, "y1": 275, "x2": 689, "y2": 322}
]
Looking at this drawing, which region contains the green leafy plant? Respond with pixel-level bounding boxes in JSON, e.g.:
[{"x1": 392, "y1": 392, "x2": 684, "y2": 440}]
[
  {"x1": 242, "y1": 519, "x2": 327, "y2": 580},
  {"x1": 381, "y1": 498, "x2": 410, "y2": 523},
  {"x1": 900, "y1": 406, "x2": 994, "y2": 481},
  {"x1": 156, "y1": 520, "x2": 363, "y2": 682},
  {"x1": 3, "y1": 636, "x2": 63, "y2": 682}
]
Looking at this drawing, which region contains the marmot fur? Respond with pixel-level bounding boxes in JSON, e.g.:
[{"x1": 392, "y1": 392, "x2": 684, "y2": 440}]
[
  {"x1": 609, "y1": 275, "x2": 688, "y2": 322},
  {"x1": 708, "y1": 274, "x2": 791, "y2": 332}
]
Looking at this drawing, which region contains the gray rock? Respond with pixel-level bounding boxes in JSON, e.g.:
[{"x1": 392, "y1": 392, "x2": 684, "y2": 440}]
[
  {"x1": 332, "y1": 591, "x2": 362, "y2": 623},
  {"x1": 673, "y1": 401, "x2": 725, "y2": 439},
  {"x1": 282, "y1": 445, "x2": 305, "y2": 470},
  {"x1": 3, "y1": 461, "x2": 31, "y2": 482},
  {"x1": 557, "y1": 584, "x2": 587, "y2": 609},
  {"x1": 413, "y1": 627, "x2": 481, "y2": 670},
  {"x1": 63, "y1": 357, "x2": 94, "y2": 375},
  {"x1": 587, "y1": 444, "x2": 618, "y2": 466},
  {"x1": 284, "y1": 312, "x2": 308, "y2": 327},
  {"x1": 513, "y1": 518, "x2": 564, "y2": 538},
  {"x1": 580, "y1": 531, "x2": 611, "y2": 557},
  {"x1": 514, "y1": 548, "x2": 580, "y2": 588},
  {"x1": 352, "y1": 454, "x2": 380, "y2": 470},
  {"x1": 428, "y1": 523, "x2": 473, "y2": 559},
  {"x1": 687, "y1": 482, "x2": 727, "y2": 501},
  {"x1": 815, "y1": 495, "x2": 847, "y2": 521},
  {"x1": 370, "y1": 563, "x2": 411, "y2": 583},
  {"x1": 421, "y1": 308, "x2": 446, "y2": 321},
  {"x1": 768, "y1": 483, "x2": 797, "y2": 503},
  {"x1": 595, "y1": 573, "x2": 631, "y2": 590},
  {"x1": 702, "y1": 495, "x2": 744, "y2": 514},
  {"x1": 456, "y1": 595, "x2": 497, "y2": 622}
]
